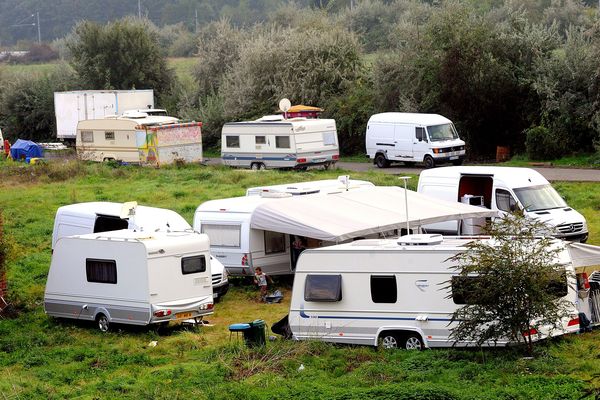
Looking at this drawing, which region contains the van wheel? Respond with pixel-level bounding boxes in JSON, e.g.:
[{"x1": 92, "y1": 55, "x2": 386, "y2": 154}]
[
  {"x1": 96, "y1": 314, "x2": 110, "y2": 332},
  {"x1": 423, "y1": 155, "x2": 435, "y2": 169},
  {"x1": 379, "y1": 332, "x2": 400, "y2": 349},
  {"x1": 375, "y1": 154, "x2": 390, "y2": 169},
  {"x1": 403, "y1": 333, "x2": 424, "y2": 350}
]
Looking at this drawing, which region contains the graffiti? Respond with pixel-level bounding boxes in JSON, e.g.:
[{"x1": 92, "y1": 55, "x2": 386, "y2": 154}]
[
  {"x1": 136, "y1": 123, "x2": 202, "y2": 165},
  {"x1": 155, "y1": 125, "x2": 202, "y2": 146}
]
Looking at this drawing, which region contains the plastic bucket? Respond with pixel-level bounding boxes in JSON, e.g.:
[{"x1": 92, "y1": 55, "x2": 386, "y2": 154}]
[{"x1": 243, "y1": 319, "x2": 266, "y2": 347}]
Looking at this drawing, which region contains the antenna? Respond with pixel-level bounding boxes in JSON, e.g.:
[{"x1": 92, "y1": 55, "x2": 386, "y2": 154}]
[
  {"x1": 279, "y1": 98, "x2": 291, "y2": 119},
  {"x1": 398, "y1": 176, "x2": 411, "y2": 234}
]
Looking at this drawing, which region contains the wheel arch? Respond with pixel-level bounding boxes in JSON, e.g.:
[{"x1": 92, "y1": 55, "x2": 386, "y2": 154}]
[{"x1": 374, "y1": 326, "x2": 428, "y2": 348}]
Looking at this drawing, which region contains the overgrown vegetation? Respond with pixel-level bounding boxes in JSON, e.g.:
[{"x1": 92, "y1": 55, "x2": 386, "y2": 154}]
[{"x1": 0, "y1": 161, "x2": 598, "y2": 398}]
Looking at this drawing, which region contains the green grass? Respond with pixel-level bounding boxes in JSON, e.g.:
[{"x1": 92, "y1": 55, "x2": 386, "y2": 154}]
[
  {"x1": 500, "y1": 154, "x2": 600, "y2": 169},
  {"x1": 168, "y1": 57, "x2": 197, "y2": 83},
  {"x1": 0, "y1": 160, "x2": 599, "y2": 399}
]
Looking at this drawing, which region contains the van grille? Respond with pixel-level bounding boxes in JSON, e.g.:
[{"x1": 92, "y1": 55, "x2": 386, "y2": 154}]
[
  {"x1": 212, "y1": 273, "x2": 223, "y2": 285},
  {"x1": 556, "y1": 222, "x2": 584, "y2": 234}
]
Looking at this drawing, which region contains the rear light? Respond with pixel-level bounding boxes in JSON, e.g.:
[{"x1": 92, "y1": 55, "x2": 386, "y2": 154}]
[
  {"x1": 241, "y1": 254, "x2": 248, "y2": 266},
  {"x1": 581, "y1": 273, "x2": 590, "y2": 290},
  {"x1": 199, "y1": 303, "x2": 214, "y2": 310},
  {"x1": 297, "y1": 158, "x2": 307, "y2": 163},
  {"x1": 332, "y1": 154, "x2": 339, "y2": 160},
  {"x1": 567, "y1": 317, "x2": 580, "y2": 327},
  {"x1": 522, "y1": 328, "x2": 538, "y2": 336},
  {"x1": 153, "y1": 309, "x2": 172, "y2": 318}
]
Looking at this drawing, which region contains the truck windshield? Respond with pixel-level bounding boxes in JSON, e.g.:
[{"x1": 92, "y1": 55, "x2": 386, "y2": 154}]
[
  {"x1": 427, "y1": 124, "x2": 459, "y2": 142},
  {"x1": 513, "y1": 184, "x2": 567, "y2": 212}
]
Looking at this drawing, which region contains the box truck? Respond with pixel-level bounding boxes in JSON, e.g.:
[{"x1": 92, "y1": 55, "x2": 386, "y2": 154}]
[
  {"x1": 417, "y1": 166, "x2": 588, "y2": 241},
  {"x1": 365, "y1": 113, "x2": 466, "y2": 168},
  {"x1": 288, "y1": 234, "x2": 581, "y2": 349},
  {"x1": 45, "y1": 230, "x2": 214, "y2": 331},
  {"x1": 54, "y1": 90, "x2": 154, "y2": 141},
  {"x1": 221, "y1": 116, "x2": 339, "y2": 170}
]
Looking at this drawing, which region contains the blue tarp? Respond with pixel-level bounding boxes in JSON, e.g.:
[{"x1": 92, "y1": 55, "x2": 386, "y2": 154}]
[{"x1": 10, "y1": 139, "x2": 43, "y2": 160}]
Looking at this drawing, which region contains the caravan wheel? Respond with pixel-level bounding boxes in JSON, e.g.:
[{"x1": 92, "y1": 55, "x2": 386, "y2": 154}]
[
  {"x1": 251, "y1": 162, "x2": 265, "y2": 171},
  {"x1": 96, "y1": 314, "x2": 110, "y2": 332},
  {"x1": 379, "y1": 332, "x2": 400, "y2": 349},
  {"x1": 403, "y1": 333, "x2": 424, "y2": 350}
]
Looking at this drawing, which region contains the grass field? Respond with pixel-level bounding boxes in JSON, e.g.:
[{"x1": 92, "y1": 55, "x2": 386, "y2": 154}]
[{"x1": 0, "y1": 161, "x2": 599, "y2": 399}]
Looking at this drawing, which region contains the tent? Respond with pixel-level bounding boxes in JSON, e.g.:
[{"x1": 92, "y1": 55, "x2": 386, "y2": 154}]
[
  {"x1": 250, "y1": 186, "x2": 498, "y2": 242},
  {"x1": 10, "y1": 139, "x2": 43, "y2": 160},
  {"x1": 567, "y1": 242, "x2": 600, "y2": 272}
]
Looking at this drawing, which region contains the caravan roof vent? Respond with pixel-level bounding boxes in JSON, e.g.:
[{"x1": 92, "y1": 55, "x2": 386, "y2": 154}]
[
  {"x1": 259, "y1": 191, "x2": 293, "y2": 198},
  {"x1": 397, "y1": 234, "x2": 443, "y2": 246}
]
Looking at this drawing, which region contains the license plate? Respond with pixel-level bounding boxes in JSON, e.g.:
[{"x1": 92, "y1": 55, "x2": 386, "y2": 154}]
[
  {"x1": 449, "y1": 156, "x2": 458, "y2": 160},
  {"x1": 176, "y1": 312, "x2": 193, "y2": 319}
]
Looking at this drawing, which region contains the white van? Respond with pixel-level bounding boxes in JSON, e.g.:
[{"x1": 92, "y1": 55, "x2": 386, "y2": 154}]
[
  {"x1": 366, "y1": 113, "x2": 466, "y2": 168},
  {"x1": 417, "y1": 166, "x2": 588, "y2": 242},
  {"x1": 221, "y1": 116, "x2": 339, "y2": 170},
  {"x1": 288, "y1": 234, "x2": 581, "y2": 349},
  {"x1": 45, "y1": 230, "x2": 214, "y2": 331},
  {"x1": 51, "y1": 202, "x2": 229, "y2": 300}
]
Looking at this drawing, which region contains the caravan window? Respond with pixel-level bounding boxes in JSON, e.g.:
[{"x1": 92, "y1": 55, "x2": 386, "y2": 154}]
[
  {"x1": 105, "y1": 131, "x2": 115, "y2": 140},
  {"x1": 323, "y1": 131, "x2": 336, "y2": 146},
  {"x1": 226, "y1": 136, "x2": 240, "y2": 148},
  {"x1": 255, "y1": 136, "x2": 266, "y2": 145},
  {"x1": 201, "y1": 224, "x2": 241, "y2": 248},
  {"x1": 304, "y1": 274, "x2": 342, "y2": 302},
  {"x1": 264, "y1": 231, "x2": 285, "y2": 254},
  {"x1": 181, "y1": 255, "x2": 207, "y2": 275},
  {"x1": 275, "y1": 136, "x2": 290, "y2": 148},
  {"x1": 81, "y1": 131, "x2": 94, "y2": 143},
  {"x1": 86, "y1": 259, "x2": 117, "y2": 284},
  {"x1": 451, "y1": 276, "x2": 481, "y2": 304},
  {"x1": 370, "y1": 275, "x2": 397, "y2": 303}
]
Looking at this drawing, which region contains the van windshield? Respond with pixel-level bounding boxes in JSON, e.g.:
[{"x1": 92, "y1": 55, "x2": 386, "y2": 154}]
[
  {"x1": 513, "y1": 184, "x2": 567, "y2": 212},
  {"x1": 427, "y1": 124, "x2": 459, "y2": 142}
]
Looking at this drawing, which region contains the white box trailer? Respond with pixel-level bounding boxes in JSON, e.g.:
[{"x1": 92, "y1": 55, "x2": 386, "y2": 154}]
[
  {"x1": 76, "y1": 114, "x2": 203, "y2": 165},
  {"x1": 288, "y1": 234, "x2": 581, "y2": 349},
  {"x1": 54, "y1": 90, "x2": 154, "y2": 141},
  {"x1": 45, "y1": 230, "x2": 214, "y2": 331},
  {"x1": 366, "y1": 113, "x2": 466, "y2": 169},
  {"x1": 221, "y1": 116, "x2": 339, "y2": 170},
  {"x1": 417, "y1": 166, "x2": 588, "y2": 241},
  {"x1": 51, "y1": 202, "x2": 229, "y2": 300}
]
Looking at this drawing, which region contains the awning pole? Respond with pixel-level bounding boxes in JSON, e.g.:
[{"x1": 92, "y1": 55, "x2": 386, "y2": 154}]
[{"x1": 399, "y1": 176, "x2": 411, "y2": 234}]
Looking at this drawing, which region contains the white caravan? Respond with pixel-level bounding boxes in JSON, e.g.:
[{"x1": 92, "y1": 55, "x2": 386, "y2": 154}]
[
  {"x1": 221, "y1": 116, "x2": 339, "y2": 170},
  {"x1": 366, "y1": 113, "x2": 466, "y2": 169},
  {"x1": 417, "y1": 166, "x2": 588, "y2": 241},
  {"x1": 245, "y1": 177, "x2": 374, "y2": 196},
  {"x1": 51, "y1": 202, "x2": 229, "y2": 300},
  {"x1": 288, "y1": 234, "x2": 581, "y2": 349},
  {"x1": 45, "y1": 230, "x2": 214, "y2": 331}
]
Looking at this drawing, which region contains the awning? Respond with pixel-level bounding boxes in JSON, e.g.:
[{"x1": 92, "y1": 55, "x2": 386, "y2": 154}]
[
  {"x1": 250, "y1": 186, "x2": 497, "y2": 242},
  {"x1": 567, "y1": 242, "x2": 600, "y2": 272}
]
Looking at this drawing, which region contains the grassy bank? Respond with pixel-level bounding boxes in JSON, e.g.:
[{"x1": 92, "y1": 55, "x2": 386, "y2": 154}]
[{"x1": 0, "y1": 161, "x2": 599, "y2": 399}]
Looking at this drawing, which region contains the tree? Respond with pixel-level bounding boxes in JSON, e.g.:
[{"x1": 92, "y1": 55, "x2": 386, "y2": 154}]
[
  {"x1": 448, "y1": 213, "x2": 574, "y2": 355},
  {"x1": 67, "y1": 17, "x2": 174, "y2": 99}
]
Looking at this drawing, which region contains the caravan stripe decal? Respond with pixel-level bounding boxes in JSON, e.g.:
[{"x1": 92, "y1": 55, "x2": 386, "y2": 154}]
[
  {"x1": 299, "y1": 309, "x2": 451, "y2": 322},
  {"x1": 222, "y1": 155, "x2": 297, "y2": 161}
]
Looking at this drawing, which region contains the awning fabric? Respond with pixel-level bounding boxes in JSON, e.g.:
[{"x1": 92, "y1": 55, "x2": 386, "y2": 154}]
[
  {"x1": 567, "y1": 242, "x2": 600, "y2": 271},
  {"x1": 250, "y1": 186, "x2": 497, "y2": 242}
]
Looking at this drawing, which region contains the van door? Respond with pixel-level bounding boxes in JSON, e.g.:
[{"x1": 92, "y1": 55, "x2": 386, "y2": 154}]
[
  {"x1": 393, "y1": 125, "x2": 414, "y2": 160},
  {"x1": 413, "y1": 126, "x2": 429, "y2": 162},
  {"x1": 494, "y1": 188, "x2": 519, "y2": 217}
]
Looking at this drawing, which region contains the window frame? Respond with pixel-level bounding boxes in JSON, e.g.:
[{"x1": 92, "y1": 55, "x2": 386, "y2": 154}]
[
  {"x1": 264, "y1": 231, "x2": 286, "y2": 254},
  {"x1": 226, "y1": 136, "x2": 240, "y2": 148},
  {"x1": 86, "y1": 258, "x2": 117, "y2": 284},
  {"x1": 304, "y1": 274, "x2": 342, "y2": 302},
  {"x1": 495, "y1": 188, "x2": 518, "y2": 212},
  {"x1": 416, "y1": 127, "x2": 427, "y2": 142},
  {"x1": 181, "y1": 255, "x2": 207, "y2": 275},
  {"x1": 370, "y1": 275, "x2": 398, "y2": 303},
  {"x1": 81, "y1": 131, "x2": 94, "y2": 143},
  {"x1": 322, "y1": 131, "x2": 336, "y2": 146},
  {"x1": 255, "y1": 135, "x2": 266, "y2": 145},
  {"x1": 200, "y1": 224, "x2": 242, "y2": 248},
  {"x1": 275, "y1": 135, "x2": 290, "y2": 149},
  {"x1": 104, "y1": 131, "x2": 115, "y2": 140}
]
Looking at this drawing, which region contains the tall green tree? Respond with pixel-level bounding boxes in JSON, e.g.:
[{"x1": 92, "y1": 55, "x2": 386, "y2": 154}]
[
  {"x1": 67, "y1": 17, "x2": 174, "y2": 99},
  {"x1": 448, "y1": 214, "x2": 575, "y2": 356}
]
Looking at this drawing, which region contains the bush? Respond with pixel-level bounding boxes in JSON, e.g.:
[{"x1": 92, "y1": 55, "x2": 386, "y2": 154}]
[{"x1": 525, "y1": 126, "x2": 564, "y2": 160}]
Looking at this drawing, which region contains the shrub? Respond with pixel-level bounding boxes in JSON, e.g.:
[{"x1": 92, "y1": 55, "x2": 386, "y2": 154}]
[{"x1": 525, "y1": 126, "x2": 564, "y2": 160}]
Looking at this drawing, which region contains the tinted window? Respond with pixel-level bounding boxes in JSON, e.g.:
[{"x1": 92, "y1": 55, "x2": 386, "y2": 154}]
[
  {"x1": 182, "y1": 255, "x2": 207, "y2": 275},
  {"x1": 264, "y1": 231, "x2": 285, "y2": 254},
  {"x1": 105, "y1": 131, "x2": 115, "y2": 140},
  {"x1": 86, "y1": 259, "x2": 117, "y2": 284},
  {"x1": 451, "y1": 276, "x2": 480, "y2": 304},
  {"x1": 416, "y1": 127, "x2": 427, "y2": 142},
  {"x1": 93, "y1": 215, "x2": 128, "y2": 233},
  {"x1": 226, "y1": 136, "x2": 240, "y2": 148},
  {"x1": 255, "y1": 136, "x2": 266, "y2": 144},
  {"x1": 370, "y1": 275, "x2": 397, "y2": 303},
  {"x1": 496, "y1": 189, "x2": 518, "y2": 212},
  {"x1": 276, "y1": 136, "x2": 290, "y2": 148},
  {"x1": 304, "y1": 274, "x2": 342, "y2": 302}
]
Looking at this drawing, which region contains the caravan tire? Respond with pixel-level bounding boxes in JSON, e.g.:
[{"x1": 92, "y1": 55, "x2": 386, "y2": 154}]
[
  {"x1": 251, "y1": 162, "x2": 265, "y2": 171},
  {"x1": 403, "y1": 333, "x2": 424, "y2": 350},
  {"x1": 96, "y1": 314, "x2": 110, "y2": 333},
  {"x1": 379, "y1": 332, "x2": 400, "y2": 349}
]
